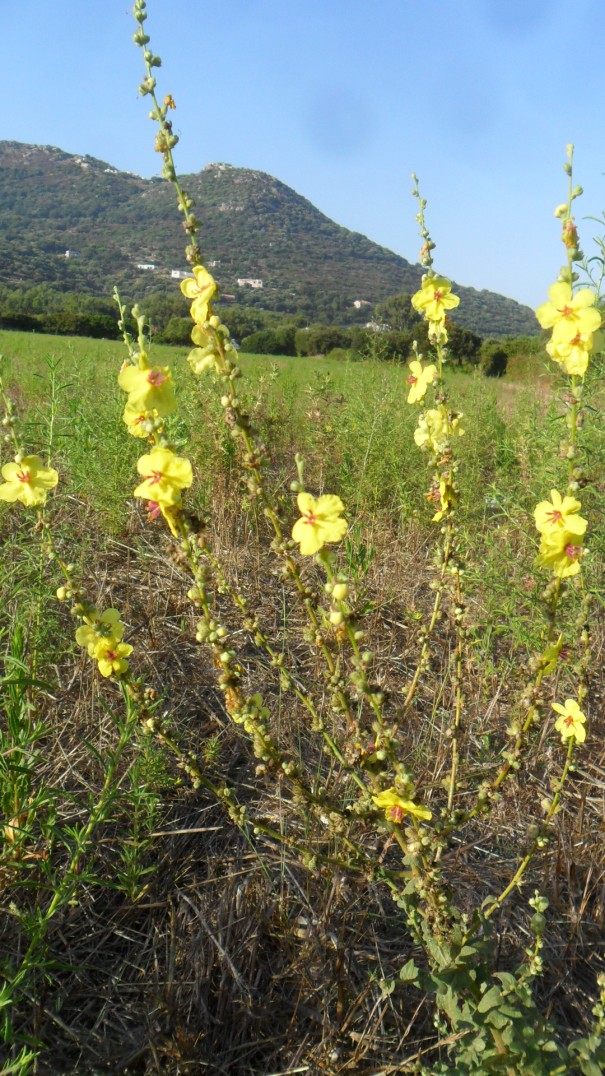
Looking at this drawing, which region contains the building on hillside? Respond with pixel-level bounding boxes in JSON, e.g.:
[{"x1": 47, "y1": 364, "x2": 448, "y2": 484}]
[
  {"x1": 237, "y1": 278, "x2": 263, "y2": 289},
  {"x1": 353, "y1": 299, "x2": 372, "y2": 309},
  {"x1": 171, "y1": 269, "x2": 194, "y2": 280},
  {"x1": 137, "y1": 263, "x2": 157, "y2": 271},
  {"x1": 64, "y1": 250, "x2": 81, "y2": 258}
]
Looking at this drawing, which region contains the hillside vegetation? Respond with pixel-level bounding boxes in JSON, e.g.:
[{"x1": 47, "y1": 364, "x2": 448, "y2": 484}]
[{"x1": 0, "y1": 141, "x2": 539, "y2": 335}]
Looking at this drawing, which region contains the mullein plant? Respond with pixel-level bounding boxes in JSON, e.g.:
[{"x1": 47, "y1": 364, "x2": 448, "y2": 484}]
[
  {"x1": 126, "y1": 9, "x2": 605, "y2": 1066},
  {"x1": 403, "y1": 178, "x2": 468, "y2": 816},
  {"x1": 461, "y1": 150, "x2": 599, "y2": 835},
  {"x1": 402, "y1": 155, "x2": 600, "y2": 927},
  {"x1": 129, "y1": 0, "x2": 436, "y2": 844}
]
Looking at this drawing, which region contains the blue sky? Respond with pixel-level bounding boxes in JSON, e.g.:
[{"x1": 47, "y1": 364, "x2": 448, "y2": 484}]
[{"x1": 4, "y1": 0, "x2": 605, "y2": 309}]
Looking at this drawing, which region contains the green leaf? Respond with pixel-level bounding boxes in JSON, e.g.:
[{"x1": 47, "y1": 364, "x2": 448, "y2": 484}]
[
  {"x1": 457, "y1": 944, "x2": 478, "y2": 960},
  {"x1": 399, "y1": 958, "x2": 420, "y2": 983},
  {"x1": 578, "y1": 1061, "x2": 605, "y2": 1076},
  {"x1": 477, "y1": 985, "x2": 502, "y2": 1013},
  {"x1": 485, "y1": 1009, "x2": 510, "y2": 1030}
]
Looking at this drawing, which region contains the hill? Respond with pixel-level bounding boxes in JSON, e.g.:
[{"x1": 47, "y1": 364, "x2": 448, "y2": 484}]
[{"x1": 0, "y1": 141, "x2": 539, "y2": 335}]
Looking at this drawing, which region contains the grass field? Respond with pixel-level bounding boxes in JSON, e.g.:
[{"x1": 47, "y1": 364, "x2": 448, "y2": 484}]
[{"x1": 1, "y1": 327, "x2": 605, "y2": 1073}]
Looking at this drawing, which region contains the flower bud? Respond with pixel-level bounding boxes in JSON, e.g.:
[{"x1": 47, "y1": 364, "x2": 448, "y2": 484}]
[{"x1": 332, "y1": 582, "x2": 349, "y2": 601}]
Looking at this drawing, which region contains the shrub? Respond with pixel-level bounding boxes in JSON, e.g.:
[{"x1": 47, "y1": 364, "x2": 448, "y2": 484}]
[
  {"x1": 158, "y1": 315, "x2": 195, "y2": 344},
  {"x1": 481, "y1": 343, "x2": 509, "y2": 376},
  {"x1": 240, "y1": 325, "x2": 297, "y2": 355},
  {"x1": 39, "y1": 311, "x2": 120, "y2": 339},
  {"x1": 295, "y1": 325, "x2": 354, "y2": 355},
  {"x1": 324, "y1": 346, "x2": 351, "y2": 361}
]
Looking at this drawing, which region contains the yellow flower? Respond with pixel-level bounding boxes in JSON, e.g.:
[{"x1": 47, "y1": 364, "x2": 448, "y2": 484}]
[
  {"x1": 180, "y1": 265, "x2": 217, "y2": 323},
  {"x1": 188, "y1": 350, "x2": 214, "y2": 375},
  {"x1": 414, "y1": 408, "x2": 447, "y2": 452},
  {"x1": 536, "y1": 282, "x2": 601, "y2": 347},
  {"x1": 536, "y1": 530, "x2": 584, "y2": 578},
  {"x1": 75, "y1": 609, "x2": 125, "y2": 656},
  {"x1": 545, "y1": 329, "x2": 600, "y2": 377},
  {"x1": 133, "y1": 447, "x2": 193, "y2": 507},
  {"x1": 431, "y1": 477, "x2": 456, "y2": 522},
  {"x1": 123, "y1": 402, "x2": 156, "y2": 439},
  {"x1": 552, "y1": 698, "x2": 586, "y2": 744},
  {"x1": 534, "y1": 490, "x2": 586, "y2": 537},
  {"x1": 186, "y1": 325, "x2": 224, "y2": 375},
  {"x1": 428, "y1": 321, "x2": 449, "y2": 346},
  {"x1": 407, "y1": 360, "x2": 437, "y2": 404},
  {"x1": 118, "y1": 364, "x2": 176, "y2": 417},
  {"x1": 292, "y1": 492, "x2": 347, "y2": 556},
  {"x1": 411, "y1": 276, "x2": 460, "y2": 325},
  {"x1": 145, "y1": 498, "x2": 181, "y2": 537},
  {"x1": 0, "y1": 455, "x2": 58, "y2": 507},
  {"x1": 372, "y1": 788, "x2": 432, "y2": 824},
  {"x1": 95, "y1": 639, "x2": 133, "y2": 678},
  {"x1": 414, "y1": 405, "x2": 463, "y2": 453}
]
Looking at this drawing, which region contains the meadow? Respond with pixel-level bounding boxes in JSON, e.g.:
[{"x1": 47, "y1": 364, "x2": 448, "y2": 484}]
[
  {"x1": 1, "y1": 314, "x2": 605, "y2": 1073},
  {"x1": 1, "y1": 6, "x2": 605, "y2": 1070}
]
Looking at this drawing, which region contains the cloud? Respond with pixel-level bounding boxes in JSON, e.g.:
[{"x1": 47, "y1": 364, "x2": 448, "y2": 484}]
[
  {"x1": 479, "y1": 0, "x2": 555, "y2": 37},
  {"x1": 303, "y1": 83, "x2": 373, "y2": 158}
]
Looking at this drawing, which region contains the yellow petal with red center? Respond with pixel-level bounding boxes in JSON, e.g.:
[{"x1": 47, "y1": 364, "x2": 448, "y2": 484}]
[
  {"x1": 411, "y1": 276, "x2": 460, "y2": 324},
  {"x1": 552, "y1": 698, "x2": 586, "y2": 743},
  {"x1": 0, "y1": 456, "x2": 58, "y2": 507},
  {"x1": 407, "y1": 361, "x2": 436, "y2": 404},
  {"x1": 534, "y1": 490, "x2": 586, "y2": 536},
  {"x1": 118, "y1": 365, "x2": 176, "y2": 417},
  {"x1": 123, "y1": 402, "x2": 154, "y2": 439},
  {"x1": 96, "y1": 640, "x2": 133, "y2": 678},
  {"x1": 536, "y1": 282, "x2": 601, "y2": 342},
  {"x1": 536, "y1": 530, "x2": 584, "y2": 578},
  {"x1": 134, "y1": 447, "x2": 193, "y2": 507},
  {"x1": 372, "y1": 788, "x2": 432, "y2": 822},
  {"x1": 292, "y1": 492, "x2": 347, "y2": 555}
]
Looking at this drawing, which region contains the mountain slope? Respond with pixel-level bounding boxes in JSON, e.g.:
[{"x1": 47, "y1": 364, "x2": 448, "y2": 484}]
[{"x1": 0, "y1": 141, "x2": 539, "y2": 335}]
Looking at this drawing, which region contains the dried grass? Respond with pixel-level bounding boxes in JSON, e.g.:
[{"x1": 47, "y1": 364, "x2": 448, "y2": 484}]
[{"x1": 4, "y1": 486, "x2": 604, "y2": 1074}]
